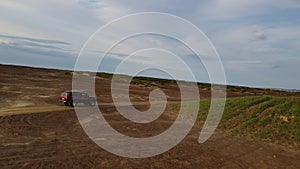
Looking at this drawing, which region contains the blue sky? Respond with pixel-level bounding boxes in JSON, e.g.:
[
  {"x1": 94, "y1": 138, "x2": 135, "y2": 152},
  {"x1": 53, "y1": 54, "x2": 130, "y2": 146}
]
[{"x1": 0, "y1": 0, "x2": 300, "y2": 89}]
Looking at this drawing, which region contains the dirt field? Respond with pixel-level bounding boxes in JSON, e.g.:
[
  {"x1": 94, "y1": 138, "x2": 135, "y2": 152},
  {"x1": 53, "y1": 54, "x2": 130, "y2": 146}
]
[{"x1": 0, "y1": 64, "x2": 299, "y2": 168}]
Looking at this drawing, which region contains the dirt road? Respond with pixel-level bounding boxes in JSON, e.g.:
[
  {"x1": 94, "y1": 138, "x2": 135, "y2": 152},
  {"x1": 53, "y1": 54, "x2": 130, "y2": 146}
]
[
  {"x1": 0, "y1": 105, "x2": 299, "y2": 168},
  {"x1": 0, "y1": 106, "x2": 72, "y2": 116}
]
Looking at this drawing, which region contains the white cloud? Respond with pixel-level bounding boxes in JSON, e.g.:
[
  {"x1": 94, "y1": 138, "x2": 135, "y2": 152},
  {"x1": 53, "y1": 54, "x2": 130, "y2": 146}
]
[
  {"x1": 77, "y1": 0, "x2": 131, "y2": 23},
  {"x1": 0, "y1": 0, "x2": 102, "y2": 48},
  {"x1": 212, "y1": 24, "x2": 300, "y2": 57},
  {"x1": 197, "y1": 0, "x2": 300, "y2": 20},
  {"x1": 224, "y1": 60, "x2": 264, "y2": 71}
]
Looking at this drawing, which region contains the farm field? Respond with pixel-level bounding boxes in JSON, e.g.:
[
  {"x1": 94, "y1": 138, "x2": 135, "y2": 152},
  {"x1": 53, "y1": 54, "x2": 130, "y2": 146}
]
[{"x1": 0, "y1": 64, "x2": 299, "y2": 168}]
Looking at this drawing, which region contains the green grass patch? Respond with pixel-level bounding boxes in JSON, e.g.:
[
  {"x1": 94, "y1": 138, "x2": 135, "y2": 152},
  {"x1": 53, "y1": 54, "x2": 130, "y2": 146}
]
[
  {"x1": 224, "y1": 96, "x2": 300, "y2": 144},
  {"x1": 170, "y1": 96, "x2": 300, "y2": 146}
]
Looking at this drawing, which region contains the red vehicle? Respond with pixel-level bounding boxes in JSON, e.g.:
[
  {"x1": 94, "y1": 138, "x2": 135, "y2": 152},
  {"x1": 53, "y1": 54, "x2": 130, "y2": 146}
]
[{"x1": 59, "y1": 90, "x2": 96, "y2": 107}]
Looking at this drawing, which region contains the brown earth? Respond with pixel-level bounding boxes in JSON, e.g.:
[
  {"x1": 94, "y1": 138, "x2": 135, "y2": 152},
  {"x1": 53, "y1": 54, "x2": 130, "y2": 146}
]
[{"x1": 0, "y1": 64, "x2": 299, "y2": 168}]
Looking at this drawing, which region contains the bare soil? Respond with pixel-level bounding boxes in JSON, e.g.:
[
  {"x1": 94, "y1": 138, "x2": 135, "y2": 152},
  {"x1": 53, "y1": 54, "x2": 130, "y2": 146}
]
[{"x1": 0, "y1": 64, "x2": 299, "y2": 168}]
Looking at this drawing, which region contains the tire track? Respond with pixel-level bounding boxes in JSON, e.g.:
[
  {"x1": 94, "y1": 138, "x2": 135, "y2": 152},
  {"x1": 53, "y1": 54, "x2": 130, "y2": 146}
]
[{"x1": 0, "y1": 105, "x2": 299, "y2": 168}]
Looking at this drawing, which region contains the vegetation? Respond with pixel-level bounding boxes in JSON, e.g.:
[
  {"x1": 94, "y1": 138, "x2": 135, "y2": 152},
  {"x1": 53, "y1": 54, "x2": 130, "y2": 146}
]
[
  {"x1": 96, "y1": 72, "x2": 114, "y2": 79},
  {"x1": 66, "y1": 69, "x2": 300, "y2": 145},
  {"x1": 65, "y1": 70, "x2": 300, "y2": 97},
  {"x1": 195, "y1": 96, "x2": 300, "y2": 146}
]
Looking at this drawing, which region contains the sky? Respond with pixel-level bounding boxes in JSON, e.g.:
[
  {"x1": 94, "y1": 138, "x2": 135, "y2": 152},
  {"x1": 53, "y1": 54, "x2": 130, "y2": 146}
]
[{"x1": 0, "y1": 0, "x2": 300, "y2": 89}]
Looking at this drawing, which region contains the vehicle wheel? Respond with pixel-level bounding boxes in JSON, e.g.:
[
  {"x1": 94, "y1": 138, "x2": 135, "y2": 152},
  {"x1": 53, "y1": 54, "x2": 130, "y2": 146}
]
[
  {"x1": 91, "y1": 101, "x2": 96, "y2": 106},
  {"x1": 71, "y1": 101, "x2": 77, "y2": 107},
  {"x1": 64, "y1": 102, "x2": 69, "y2": 106}
]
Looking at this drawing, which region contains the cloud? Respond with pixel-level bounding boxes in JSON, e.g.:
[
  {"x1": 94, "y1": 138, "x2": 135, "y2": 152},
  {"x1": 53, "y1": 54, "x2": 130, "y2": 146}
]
[
  {"x1": 0, "y1": 0, "x2": 102, "y2": 48},
  {"x1": 0, "y1": 34, "x2": 76, "y2": 60},
  {"x1": 252, "y1": 27, "x2": 267, "y2": 41},
  {"x1": 223, "y1": 60, "x2": 264, "y2": 71},
  {"x1": 1, "y1": 0, "x2": 300, "y2": 89},
  {"x1": 0, "y1": 34, "x2": 71, "y2": 45},
  {"x1": 197, "y1": 0, "x2": 300, "y2": 20},
  {"x1": 77, "y1": 0, "x2": 131, "y2": 22},
  {"x1": 272, "y1": 65, "x2": 280, "y2": 69},
  {"x1": 0, "y1": 44, "x2": 76, "y2": 70},
  {"x1": 211, "y1": 24, "x2": 300, "y2": 58}
]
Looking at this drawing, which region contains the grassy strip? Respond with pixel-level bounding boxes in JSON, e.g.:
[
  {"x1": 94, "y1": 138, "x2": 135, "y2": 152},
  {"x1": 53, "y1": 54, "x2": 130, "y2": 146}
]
[{"x1": 171, "y1": 96, "x2": 300, "y2": 146}]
